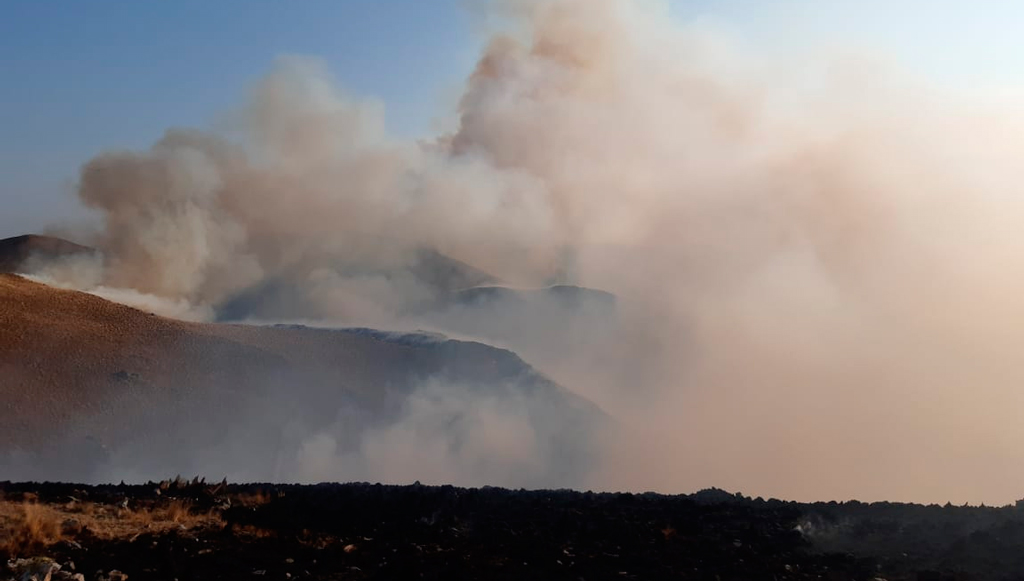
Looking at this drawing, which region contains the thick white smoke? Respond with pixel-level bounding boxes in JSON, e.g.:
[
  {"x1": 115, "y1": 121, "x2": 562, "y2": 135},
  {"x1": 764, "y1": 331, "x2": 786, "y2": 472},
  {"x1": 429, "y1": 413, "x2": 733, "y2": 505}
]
[{"x1": 43, "y1": 0, "x2": 1024, "y2": 504}]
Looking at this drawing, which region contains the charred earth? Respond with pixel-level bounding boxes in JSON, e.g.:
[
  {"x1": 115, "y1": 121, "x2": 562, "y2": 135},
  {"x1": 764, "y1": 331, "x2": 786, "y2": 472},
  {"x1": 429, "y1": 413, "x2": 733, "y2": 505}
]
[{"x1": 3, "y1": 481, "x2": 1024, "y2": 581}]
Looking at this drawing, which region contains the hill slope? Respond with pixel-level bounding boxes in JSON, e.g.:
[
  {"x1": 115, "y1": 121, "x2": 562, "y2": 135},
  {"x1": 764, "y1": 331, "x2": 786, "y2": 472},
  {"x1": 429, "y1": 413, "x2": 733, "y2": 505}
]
[
  {"x1": 0, "y1": 234, "x2": 97, "y2": 274},
  {"x1": 0, "y1": 274, "x2": 603, "y2": 486}
]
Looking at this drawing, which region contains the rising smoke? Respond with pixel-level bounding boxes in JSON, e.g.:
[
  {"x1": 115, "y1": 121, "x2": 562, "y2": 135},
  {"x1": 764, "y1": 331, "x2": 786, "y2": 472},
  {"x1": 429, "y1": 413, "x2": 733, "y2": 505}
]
[{"x1": 33, "y1": 0, "x2": 1024, "y2": 504}]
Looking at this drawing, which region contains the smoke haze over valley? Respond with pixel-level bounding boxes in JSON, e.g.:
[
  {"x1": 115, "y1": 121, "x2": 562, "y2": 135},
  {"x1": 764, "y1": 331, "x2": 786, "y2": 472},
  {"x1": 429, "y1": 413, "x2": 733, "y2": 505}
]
[{"x1": 6, "y1": 0, "x2": 1024, "y2": 506}]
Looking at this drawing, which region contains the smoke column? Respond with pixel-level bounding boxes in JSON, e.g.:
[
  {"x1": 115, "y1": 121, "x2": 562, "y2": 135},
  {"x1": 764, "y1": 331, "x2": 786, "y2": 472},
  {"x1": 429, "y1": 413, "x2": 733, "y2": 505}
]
[{"x1": 49, "y1": 0, "x2": 1024, "y2": 504}]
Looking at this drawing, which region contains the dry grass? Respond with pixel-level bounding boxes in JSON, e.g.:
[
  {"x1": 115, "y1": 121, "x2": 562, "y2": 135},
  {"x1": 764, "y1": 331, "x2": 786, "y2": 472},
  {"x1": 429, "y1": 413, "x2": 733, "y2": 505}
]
[
  {"x1": 1, "y1": 503, "x2": 63, "y2": 557},
  {"x1": 98, "y1": 499, "x2": 218, "y2": 538},
  {"x1": 0, "y1": 497, "x2": 222, "y2": 557},
  {"x1": 65, "y1": 499, "x2": 96, "y2": 517},
  {"x1": 163, "y1": 499, "x2": 192, "y2": 524},
  {"x1": 231, "y1": 524, "x2": 279, "y2": 540},
  {"x1": 234, "y1": 490, "x2": 276, "y2": 508}
]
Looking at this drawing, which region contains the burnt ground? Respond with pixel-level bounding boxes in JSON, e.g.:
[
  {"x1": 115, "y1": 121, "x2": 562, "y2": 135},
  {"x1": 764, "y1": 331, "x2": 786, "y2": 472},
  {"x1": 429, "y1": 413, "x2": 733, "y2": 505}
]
[{"x1": 3, "y1": 481, "x2": 1024, "y2": 580}]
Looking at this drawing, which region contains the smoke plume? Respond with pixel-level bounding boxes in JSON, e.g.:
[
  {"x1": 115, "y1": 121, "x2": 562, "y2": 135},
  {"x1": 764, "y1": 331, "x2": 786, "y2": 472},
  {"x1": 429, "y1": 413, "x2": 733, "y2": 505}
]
[{"x1": 44, "y1": 0, "x2": 1024, "y2": 504}]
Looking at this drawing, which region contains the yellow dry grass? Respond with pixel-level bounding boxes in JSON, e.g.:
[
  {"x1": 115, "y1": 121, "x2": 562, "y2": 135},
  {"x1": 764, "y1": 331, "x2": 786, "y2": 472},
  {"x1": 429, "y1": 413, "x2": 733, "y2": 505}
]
[
  {"x1": 0, "y1": 503, "x2": 62, "y2": 556},
  {"x1": 0, "y1": 497, "x2": 222, "y2": 557}
]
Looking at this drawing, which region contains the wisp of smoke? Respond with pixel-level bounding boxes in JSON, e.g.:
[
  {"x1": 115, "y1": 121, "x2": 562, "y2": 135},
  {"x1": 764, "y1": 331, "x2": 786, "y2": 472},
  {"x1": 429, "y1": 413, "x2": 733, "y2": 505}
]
[{"x1": 39, "y1": 0, "x2": 1024, "y2": 504}]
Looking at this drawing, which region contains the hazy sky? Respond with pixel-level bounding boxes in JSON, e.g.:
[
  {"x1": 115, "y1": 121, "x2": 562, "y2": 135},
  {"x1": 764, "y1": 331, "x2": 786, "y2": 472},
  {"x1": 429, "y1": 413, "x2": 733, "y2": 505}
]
[{"x1": 3, "y1": 0, "x2": 1024, "y2": 238}]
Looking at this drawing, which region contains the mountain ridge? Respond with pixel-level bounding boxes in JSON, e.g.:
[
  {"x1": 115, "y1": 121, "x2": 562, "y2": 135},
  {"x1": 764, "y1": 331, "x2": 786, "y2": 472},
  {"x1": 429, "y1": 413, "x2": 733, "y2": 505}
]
[{"x1": 0, "y1": 273, "x2": 604, "y2": 485}]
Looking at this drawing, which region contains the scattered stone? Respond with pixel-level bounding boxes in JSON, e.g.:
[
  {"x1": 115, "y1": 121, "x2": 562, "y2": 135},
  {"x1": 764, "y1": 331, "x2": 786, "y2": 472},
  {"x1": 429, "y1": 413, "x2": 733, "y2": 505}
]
[
  {"x1": 110, "y1": 370, "x2": 140, "y2": 383},
  {"x1": 8, "y1": 557, "x2": 59, "y2": 581}
]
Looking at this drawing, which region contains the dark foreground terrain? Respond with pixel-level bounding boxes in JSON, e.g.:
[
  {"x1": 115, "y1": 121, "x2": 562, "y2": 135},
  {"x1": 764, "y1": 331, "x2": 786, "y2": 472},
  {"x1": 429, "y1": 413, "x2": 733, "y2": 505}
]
[{"x1": 3, "y1": 481, "x2": 1024, "y2": 581}]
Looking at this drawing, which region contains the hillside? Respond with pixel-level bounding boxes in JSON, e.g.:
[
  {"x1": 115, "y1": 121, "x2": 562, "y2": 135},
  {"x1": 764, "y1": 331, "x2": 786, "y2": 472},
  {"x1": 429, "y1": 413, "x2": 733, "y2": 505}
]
[
  {"x1": 0, "y1": 234, "x2": 97, "y2": 274},
  {"x1": 0, "y1": 274, "x2": 603, "y2": 485}
]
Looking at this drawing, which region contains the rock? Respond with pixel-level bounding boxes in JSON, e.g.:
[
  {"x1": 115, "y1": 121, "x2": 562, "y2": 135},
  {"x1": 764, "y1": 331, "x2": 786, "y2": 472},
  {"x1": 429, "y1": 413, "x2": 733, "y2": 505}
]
[
  {"x1": 8, "y1": 557, "x2": 59, "y2": 581},
  {"x1": 110, "y1": 371, "x2": 140, "y2": 384},
  {"x1": 6, "y1": 558, "x2": 83, "y2": 581}
]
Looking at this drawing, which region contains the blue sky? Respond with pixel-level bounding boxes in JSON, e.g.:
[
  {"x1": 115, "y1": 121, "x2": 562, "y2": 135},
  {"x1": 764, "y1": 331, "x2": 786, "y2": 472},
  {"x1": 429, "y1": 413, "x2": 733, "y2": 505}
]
[
  {"x1": 3, "y1": 0, "x2": 1024, "y2": 237},
  {"x1": 1, "y1": 0, "x2": 479, "y2": 235}
]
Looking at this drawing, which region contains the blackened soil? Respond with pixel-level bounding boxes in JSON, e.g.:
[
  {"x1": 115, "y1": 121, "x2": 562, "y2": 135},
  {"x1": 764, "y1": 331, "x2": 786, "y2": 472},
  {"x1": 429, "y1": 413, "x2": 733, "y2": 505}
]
[{"x1": 2, "y1": 481, "x2": 1023, "y2": 581}]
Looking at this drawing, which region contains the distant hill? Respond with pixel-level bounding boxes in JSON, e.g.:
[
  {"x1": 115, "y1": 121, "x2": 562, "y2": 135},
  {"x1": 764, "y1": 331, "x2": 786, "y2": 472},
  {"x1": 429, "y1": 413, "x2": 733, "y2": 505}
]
[
  {"x1": 215, "y1": 247, "x2": 500, "y2": 322},
  {"x1": 0, "y1": 274, "x2": 604, "y2": 485},
  {"x1": 0, "y1": 234, "x2": 97, "y2": 274},
  {"x1": 213, "y1": 250, "x2": 619, "y2": 368}
]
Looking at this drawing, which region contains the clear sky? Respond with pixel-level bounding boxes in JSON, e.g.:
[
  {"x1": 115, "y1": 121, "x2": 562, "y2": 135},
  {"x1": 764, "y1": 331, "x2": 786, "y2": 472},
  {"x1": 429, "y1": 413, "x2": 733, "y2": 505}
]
[{"x1": 3, "y1": 0, "x2": 1024, "y2": 238}]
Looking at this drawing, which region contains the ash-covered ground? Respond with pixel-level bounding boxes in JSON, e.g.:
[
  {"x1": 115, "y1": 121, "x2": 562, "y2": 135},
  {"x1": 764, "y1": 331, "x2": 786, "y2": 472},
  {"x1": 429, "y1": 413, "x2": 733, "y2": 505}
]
[{"x1": 3, "y1": 480, "x2": 1024, "y2": 581}]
